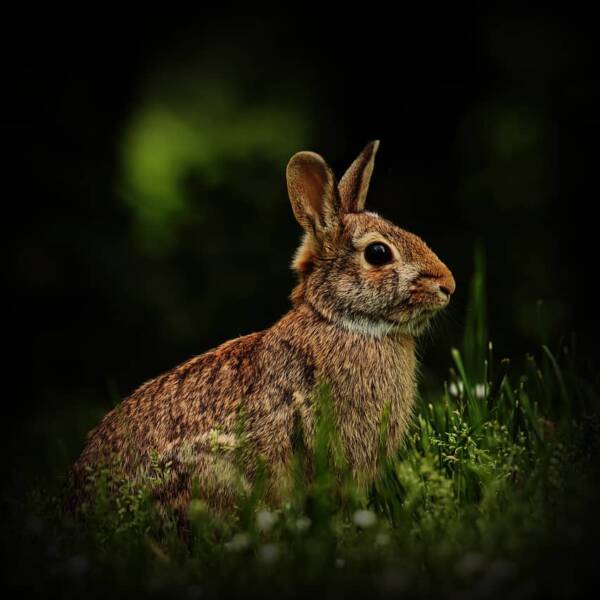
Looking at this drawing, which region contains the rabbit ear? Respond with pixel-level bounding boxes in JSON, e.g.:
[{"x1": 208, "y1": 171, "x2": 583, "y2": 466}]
[
  {"x1": 286, "y1": 151, "x2": 341, "y2": 239},
  {"x1": 338, "y1": 140, "x2": 380, "y2": 213}
]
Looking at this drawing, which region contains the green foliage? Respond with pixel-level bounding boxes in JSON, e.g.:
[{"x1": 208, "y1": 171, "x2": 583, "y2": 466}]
[
  {"x1": 11, "y1": 256, "x2": 600, "y2": 598},
  {"x1": 462, "y1": 243, "x2": 487, "y2": 382},
  {"x1": 120, "y1": 46, "x2": 315, "y2": 253}
]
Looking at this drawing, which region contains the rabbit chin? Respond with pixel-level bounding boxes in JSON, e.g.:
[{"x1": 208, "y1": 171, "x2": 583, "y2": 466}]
[
  {"x1": 403, "y1": 312, "x2": 437, "y2": 336},
  {"x1": 387, "y1": 308, "x2": 439, "y2": 337},
  {"x1": 335, "y1": 309, "x2": 436, "y2": 339}
]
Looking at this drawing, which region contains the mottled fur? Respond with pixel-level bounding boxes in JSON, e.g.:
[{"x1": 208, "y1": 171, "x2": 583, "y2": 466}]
[{"x1": 71, "y1": 141, "x2": 455, "y2": 515}]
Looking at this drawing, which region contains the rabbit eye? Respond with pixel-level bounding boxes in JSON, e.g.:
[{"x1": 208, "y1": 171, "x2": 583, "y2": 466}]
[{"x1": 364, "y1": 242, "x2": 393, "y2": 266}]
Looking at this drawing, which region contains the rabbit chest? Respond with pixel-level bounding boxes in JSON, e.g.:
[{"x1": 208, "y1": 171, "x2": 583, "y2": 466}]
[{"x1": 258, "y1": 307, "x2": 418, "y2": 475}]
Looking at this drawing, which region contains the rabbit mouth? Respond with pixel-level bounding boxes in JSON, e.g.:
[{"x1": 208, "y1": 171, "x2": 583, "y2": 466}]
[
  {"x1": 384, "y1": 307, "x2": 438, "y2": 334},
  {"x1": 390, "y1": 288, "x2": 449, "y2": 314},
  {"x1": 410, "y1": 290, "x2": 450, "y2": 310},
  {"x1": 388, "y1": 294, "x2": 444, "y2": 318}
]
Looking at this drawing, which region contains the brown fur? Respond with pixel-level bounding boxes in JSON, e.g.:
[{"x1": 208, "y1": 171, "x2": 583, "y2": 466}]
[{"x1": 71, "y1": 141, "x2": 455, "y2": 515}]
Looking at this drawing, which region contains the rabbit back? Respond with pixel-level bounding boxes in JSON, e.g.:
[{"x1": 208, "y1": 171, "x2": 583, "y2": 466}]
[{"x1": 70, "y1": 324, "x2": 318, "y2": 512}]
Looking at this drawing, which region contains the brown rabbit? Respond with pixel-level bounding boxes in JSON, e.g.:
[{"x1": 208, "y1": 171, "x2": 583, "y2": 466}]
[{"x1": 71, "y1": 141, "x2": 455, "y2": 515}]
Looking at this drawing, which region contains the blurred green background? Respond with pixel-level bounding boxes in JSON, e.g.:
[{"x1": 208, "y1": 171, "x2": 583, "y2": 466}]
[{"x1": 7, "y1": 14, "x2": 598, "y2": 483}]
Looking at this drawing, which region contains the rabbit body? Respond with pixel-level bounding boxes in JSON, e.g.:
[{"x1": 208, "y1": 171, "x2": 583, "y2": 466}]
[
  {"x1": 74, "y1": 303, "x2": 416, "y2": 513},
  {"x1": 72, "y1": 141, "x2": 454, "y2": 514}
]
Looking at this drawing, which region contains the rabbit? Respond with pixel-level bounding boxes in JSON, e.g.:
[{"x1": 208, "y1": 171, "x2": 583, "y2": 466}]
[{"x1": 70, "y1": 140, "x2": 455, "y2": 516}]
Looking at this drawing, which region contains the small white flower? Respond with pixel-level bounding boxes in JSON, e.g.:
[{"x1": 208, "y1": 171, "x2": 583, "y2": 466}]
[
  {"x1": 374, "y1": 532, "x2": 390, "y2": 547},
  {"x1": 295, "y1": 516, "x2": 311, "y2": 532},
  {"x1": 352, "y1": 509, "x2": 377, "y2": 528},
  {"x1": 449, "y1": 381, "x2": 464, "y2": 398},
  {"x1": 335, "y1": 558, "x2": 346, "y2": 568},
  {"x1": 224, "y1": 533, "x2": 250, "y2": 551},
  {"x1": 474, "y1": 384, "x2": 486, "y2": 399},
  {"x1": 257, "y1": 543, "x2": 280, "y2": 565},
  {"x1": 256, "y1": 510, "x2": 277, "y2": 532}
]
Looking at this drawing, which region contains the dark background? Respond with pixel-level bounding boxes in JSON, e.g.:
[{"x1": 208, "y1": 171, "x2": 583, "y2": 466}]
[{"x1": 5, "y1": 13, "x2": 599, "y2": 487}]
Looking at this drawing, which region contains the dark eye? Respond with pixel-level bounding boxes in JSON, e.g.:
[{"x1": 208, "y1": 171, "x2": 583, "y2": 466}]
[{"x1": 364, "y1": 242, "x2": 393, "y2": 266}]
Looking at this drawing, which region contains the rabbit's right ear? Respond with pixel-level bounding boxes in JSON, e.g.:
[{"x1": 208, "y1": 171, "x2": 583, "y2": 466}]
[
  {"x1": 286, "y1": 151, "x2": 341, "y2": 240},
  {"x1": 338, "y1": 140, "x2": 379, "y2": 214}
]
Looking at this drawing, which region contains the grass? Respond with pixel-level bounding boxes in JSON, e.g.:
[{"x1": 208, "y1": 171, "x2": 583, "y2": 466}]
[{"x1": 6, "y1": 250, "x2": 600, "y2": 599}]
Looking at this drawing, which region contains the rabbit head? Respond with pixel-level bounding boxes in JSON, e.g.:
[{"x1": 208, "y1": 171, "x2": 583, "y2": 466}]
[{"x1": 287, "y1": 141, "x2": 455, "y2": 337}]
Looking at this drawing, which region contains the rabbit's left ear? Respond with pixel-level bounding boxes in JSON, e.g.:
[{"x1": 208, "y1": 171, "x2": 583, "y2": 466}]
[
  {"x1": 338, "y1": 140, "x2": 380, "y2": 213},
  {"x1": 287, "y1": 151, "x2": 341, "y2": 240}
]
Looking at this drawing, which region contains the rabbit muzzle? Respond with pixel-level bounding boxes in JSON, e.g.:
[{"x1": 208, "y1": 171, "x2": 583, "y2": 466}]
[{"x1": 410, "y1": 267, "x2": 456, "y2": 309}]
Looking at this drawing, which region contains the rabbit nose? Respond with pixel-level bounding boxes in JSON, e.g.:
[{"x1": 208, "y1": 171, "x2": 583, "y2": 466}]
[
  {"x1": 439, "y1": 284, "x2": 451, "y2": 298},
  {"x1": 438, "y1": 274, "x2": 456, "y2": 298},
  {"x1": 419, "y1": 269, "x2": 455, "y2": 301}
]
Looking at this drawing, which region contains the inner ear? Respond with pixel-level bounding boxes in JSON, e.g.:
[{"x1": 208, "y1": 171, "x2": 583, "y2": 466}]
[
  {"x1": 286, "y1": 151, "x2": 341, "y2": 238},
  {"x1": 303, "y1": 167, "x2": 331, "y2": 222},
  {"x1": 338, "y1": 140, "x2": 380, "y2": 214}
]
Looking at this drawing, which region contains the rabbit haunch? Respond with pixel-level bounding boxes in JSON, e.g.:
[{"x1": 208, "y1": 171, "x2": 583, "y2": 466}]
[{"x1": 71, "y1": 140, "x2": 455, "y2": 514}]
